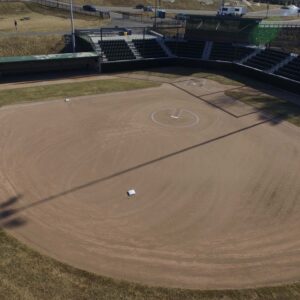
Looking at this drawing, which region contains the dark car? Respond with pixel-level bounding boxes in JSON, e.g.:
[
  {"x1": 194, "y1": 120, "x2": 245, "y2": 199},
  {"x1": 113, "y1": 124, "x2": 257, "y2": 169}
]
[
  {"x1": 175, "y1": 13, "x2": 188, "y2": 20},
  {"x1": 82, "y1": 4, "x2": 97, "y2": 12},
  {"x1": 135, "y1": 4, "x2": 144, "y2": 9},
  {"x1": 143, "y1": 5, "x2": 153, "y2": 12}
]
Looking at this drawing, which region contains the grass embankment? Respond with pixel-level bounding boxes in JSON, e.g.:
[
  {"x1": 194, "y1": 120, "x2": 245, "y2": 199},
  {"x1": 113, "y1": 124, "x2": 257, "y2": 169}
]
[
  {"x1": 0, "y1": 35, "x2": 65, "y2": 56},
  {"x1": 225, "y1": 89, "x2": 300, "y2": 126},
  {"x1": 0, "y1": 2, "x2": 107, "y2": 56},
  {"x1": 0, "y1": 2, "x2": 105, "y2": 33},
  {"x1": 1, "y1": 228, "x2": 300, "y2": 300},
  {"x1": 0, "y1": 78, "x2": 160, "y2": 107}
]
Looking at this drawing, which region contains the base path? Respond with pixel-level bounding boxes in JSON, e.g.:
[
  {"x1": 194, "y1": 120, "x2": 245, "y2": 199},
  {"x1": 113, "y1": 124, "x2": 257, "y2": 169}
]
[{"x1": 0, "y1": 83, "x2": 300, "y2": 290}]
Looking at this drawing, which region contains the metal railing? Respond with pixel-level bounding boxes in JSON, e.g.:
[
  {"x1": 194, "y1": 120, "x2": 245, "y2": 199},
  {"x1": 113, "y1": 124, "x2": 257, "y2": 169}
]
[{"x1": 259, "y1": 23, "x2": 300, "y2": 28}]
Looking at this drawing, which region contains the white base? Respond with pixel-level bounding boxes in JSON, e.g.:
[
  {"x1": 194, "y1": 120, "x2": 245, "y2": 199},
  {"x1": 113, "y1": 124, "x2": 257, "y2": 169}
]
[{"x1": 127, "y1": 189, "x2": 136, "y2": 197}]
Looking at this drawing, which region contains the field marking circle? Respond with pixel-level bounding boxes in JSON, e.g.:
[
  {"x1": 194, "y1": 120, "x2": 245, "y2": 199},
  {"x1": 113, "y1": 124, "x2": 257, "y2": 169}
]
[
  {"x1": 151, "y1": 109, "x2": 200, "y2": 128},
  {"x1": 184, "y1": 78, "x2": 206, "y2": 87}
]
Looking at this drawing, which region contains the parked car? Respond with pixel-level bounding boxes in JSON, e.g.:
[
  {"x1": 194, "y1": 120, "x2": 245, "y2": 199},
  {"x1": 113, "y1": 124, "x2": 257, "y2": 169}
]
[
  {"x1": 82, "y1": 4, "x2": 97, "y2": 12},
  {"x1": 143, "y1": 5, "x2": 154, "y2": 12},
  {"x1": 135, "y1": 4, "x2": 144, "y2": 9},
  {"x1": 175, "y1": 13, "x2": 188, "y2": 20}
]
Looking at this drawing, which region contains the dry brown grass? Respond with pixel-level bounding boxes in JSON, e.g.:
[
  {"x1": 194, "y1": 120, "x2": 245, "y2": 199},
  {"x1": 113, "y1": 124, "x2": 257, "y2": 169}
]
[
  {"x1": 1, "y1": 228, "x2": 299, "y2": 300},
  {"x1": 0, "y1": 2, "x2": 105, "y2": 33},
  {"x1": 0, "y1": 35, "x2": 65, "y2": 56}
]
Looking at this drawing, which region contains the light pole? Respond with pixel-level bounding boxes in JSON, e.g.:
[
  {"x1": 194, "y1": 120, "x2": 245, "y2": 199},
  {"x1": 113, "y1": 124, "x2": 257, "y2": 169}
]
[
  {"x1": 70, "y1": 0, "x2": 76, "y2": 52},
  {"x1": 265, "y1": 0, "x2": 270, "y2": 19},
  {"x1": 154, "y1": 0, "x2": 158, "y2": 28}
]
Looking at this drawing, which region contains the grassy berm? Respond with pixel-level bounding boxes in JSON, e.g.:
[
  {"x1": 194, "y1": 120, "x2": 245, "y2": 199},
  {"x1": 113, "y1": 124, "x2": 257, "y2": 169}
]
[{"x1": 0, "y1": 35, "x2": 65, "y2": 56}]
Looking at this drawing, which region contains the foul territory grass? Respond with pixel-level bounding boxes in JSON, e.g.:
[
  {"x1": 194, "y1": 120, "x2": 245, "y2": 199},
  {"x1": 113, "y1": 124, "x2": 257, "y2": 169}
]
[
  {"x1": 132, "y1": 68, "x2": 244, "y2": 86},
  {"x1": 0, "y1": 78, "x2": 160, "y2": 107},
  {"x1": 225, "y1": 90, "x2": 300, "y2": 127},
  {"x1": 0, "y1": 229, "x2": 300, "y2": 300}
]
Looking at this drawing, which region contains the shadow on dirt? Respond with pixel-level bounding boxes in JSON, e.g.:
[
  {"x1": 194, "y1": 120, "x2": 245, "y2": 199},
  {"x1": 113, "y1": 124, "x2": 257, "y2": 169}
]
[{"x1": 0, "y1": 195, "x2": 27, "y2": 229}]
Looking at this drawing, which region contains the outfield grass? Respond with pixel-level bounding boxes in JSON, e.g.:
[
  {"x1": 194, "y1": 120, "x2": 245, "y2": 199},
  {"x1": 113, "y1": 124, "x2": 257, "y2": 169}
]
[
  {"x1": 0, "y1": 78, "x2": 160, "y2": 107},
  {"x1": 0, "y1": 228, "x2": 300, "y2": 300},
  {"x1": 225, "y1": 89, "x2": 300, "y2": 127}
]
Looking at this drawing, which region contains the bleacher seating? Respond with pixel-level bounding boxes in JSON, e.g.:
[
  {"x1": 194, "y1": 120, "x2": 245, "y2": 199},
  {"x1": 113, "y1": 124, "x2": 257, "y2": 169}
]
[
  {"x1": 99, "y1": 40, "x2": 136, "y2": 61},
  {"x1": 275, "y1": 56, "x2": 300, "y2": 82},
  {"x1": 209, "y1": 42, "x2": 255, "y2": 61},
  {"x1": 165, "y1": 40, "x2": 205, "y2": 58},
  {"x1": 244, "y1": 48, "x2": 290, "y2": 71},
  {"x1": 132, "y1": 39, "x2": 167, "y2": 58}
]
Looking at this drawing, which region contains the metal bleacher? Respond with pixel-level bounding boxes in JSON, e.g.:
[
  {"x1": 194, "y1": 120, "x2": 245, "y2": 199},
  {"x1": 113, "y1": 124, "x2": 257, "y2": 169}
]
[
  {"x1": 132, "y1": 39, "x2": 167, "y2": 59},
  {"x1": 98, "y1": 40, "x2": 136, "y2": 61},
  {"x1": 209, "y1": 42, "x2": 256, "y2": 62},
  {"x1": 275, "y1": 56, "x2": 300, "y2": 82},
  {"x1": 243, "y1": 48, "x2": 290, "y2": 71},
  {"x1": 164, "y1": 40, "x2": 205, "y2": 58},
  {"x1": 79, "y1": 28, "x2": 299, "y2": 86}
]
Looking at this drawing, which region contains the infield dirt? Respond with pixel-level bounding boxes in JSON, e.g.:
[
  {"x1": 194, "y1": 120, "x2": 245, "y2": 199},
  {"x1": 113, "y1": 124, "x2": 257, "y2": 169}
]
[{"x1": 0, "y1": 77, "x2": 300, "y2": 290}]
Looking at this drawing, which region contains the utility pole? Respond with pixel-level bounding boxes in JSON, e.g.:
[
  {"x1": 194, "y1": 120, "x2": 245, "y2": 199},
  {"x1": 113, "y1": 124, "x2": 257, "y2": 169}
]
[
  {"x1": 70, "y1": 0, "x2": 76, "y2": 52},
  {"x1": 220, "y1": 0, "x2": 225, "y2": 12}
]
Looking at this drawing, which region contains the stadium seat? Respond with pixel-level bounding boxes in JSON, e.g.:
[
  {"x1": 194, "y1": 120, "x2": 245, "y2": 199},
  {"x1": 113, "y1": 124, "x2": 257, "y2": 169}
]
[
  {"x1": 244, "y1": 48, "x2": 290, "y2": 71},
  {"x1": 165, "y1": 40, "x2": 205, "y2": 58},
  {"x1": 132, "y1": 39, "x2": 167, "y2": 58},
  {"x1": 275, "y1": 56, "x2": 300, "y2": 82},
  {"x1": 209, "y1": 42, "x2": 255, "y2": 61},
  {"x1": 99, "y1": 40, "x2": 136, "y2": 61}
]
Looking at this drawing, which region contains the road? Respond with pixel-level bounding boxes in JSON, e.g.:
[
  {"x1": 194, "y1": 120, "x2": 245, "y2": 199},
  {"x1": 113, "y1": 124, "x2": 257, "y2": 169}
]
[
  {"x1": 98, "y1": 5, "x2": 300, "y2": 27},
  {"x1": 97, "y1": 5, "x2": 299, "y2": 17}
]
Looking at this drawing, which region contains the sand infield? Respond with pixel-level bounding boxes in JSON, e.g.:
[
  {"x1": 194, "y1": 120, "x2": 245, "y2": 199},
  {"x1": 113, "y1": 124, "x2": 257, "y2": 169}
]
[{"x1": 0, "y1": 80, "x2": 300, "y2": 290}]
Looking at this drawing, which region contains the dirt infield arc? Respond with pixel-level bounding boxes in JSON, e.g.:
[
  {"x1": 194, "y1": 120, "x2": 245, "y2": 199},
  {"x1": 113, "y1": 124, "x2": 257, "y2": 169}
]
[{"x1": 0, "y1": 81, "x2": 300, "y2": 290}]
